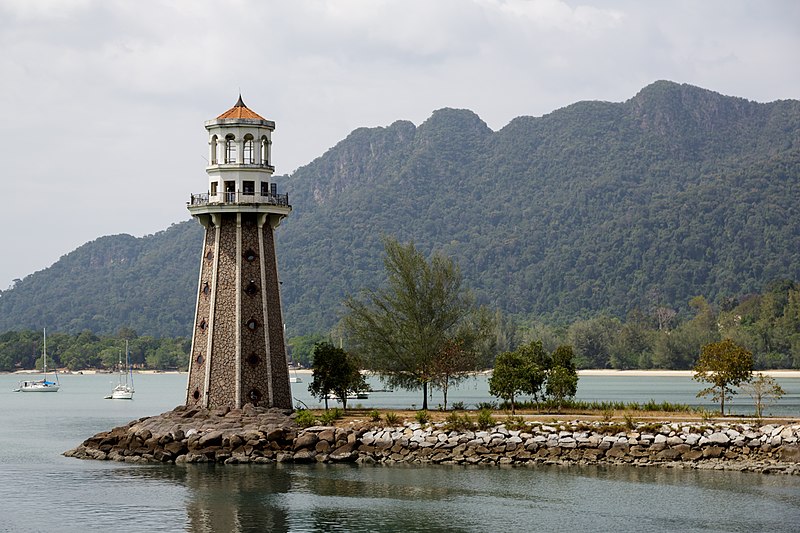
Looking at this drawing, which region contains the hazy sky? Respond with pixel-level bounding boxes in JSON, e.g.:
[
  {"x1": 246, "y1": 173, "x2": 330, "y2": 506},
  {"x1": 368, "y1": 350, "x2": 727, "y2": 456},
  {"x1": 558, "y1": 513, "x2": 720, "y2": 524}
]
[{"x1": 0, "y1": 0, "x2": 798, "y2": 291}]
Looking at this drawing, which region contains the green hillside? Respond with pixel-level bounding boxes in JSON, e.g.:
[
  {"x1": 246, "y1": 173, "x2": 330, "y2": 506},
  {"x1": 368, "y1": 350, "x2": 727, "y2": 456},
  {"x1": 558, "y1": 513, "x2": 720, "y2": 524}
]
[{"x1": 0, "y1": 81, "x2": 798, "y2": 338}]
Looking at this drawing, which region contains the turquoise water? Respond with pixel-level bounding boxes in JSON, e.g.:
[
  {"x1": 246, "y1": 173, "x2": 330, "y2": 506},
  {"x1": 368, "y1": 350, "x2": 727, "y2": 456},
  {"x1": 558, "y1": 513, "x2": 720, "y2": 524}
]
[{"x1": 1, "y1": 373, "x2": 799, "y2": 532}]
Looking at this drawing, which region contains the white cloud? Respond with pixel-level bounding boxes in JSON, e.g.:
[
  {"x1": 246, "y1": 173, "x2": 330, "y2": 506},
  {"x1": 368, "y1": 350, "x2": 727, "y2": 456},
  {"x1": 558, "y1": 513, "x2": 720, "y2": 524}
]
[{"x1": 0, "y1": 0, "x2": 798, "y2": 290}]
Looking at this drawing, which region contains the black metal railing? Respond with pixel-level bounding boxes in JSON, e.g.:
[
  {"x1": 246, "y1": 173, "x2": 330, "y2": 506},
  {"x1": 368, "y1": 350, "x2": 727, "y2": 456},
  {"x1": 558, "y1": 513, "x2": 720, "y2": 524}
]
[{"x1": 189, "y1": 191, "x2": 289, "y2": 207}]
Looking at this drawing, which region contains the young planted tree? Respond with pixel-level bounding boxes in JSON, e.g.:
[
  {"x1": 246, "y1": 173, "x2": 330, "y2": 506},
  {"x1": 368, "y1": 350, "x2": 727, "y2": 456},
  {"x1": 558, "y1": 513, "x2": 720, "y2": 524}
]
[
  {"x1": 343, "y1": 237, "x2": 490, "y2": 410},
  {"x1": 430, "y1": 339, "x2": 478, "y2": 411},
  {"x1": 546, "y1": 345, "x2": 579, "y2": 411},
  {"x1": 693, "y1": 338, "x2": 753, "y2": 415},
  {"x1": 488, "y1": 340, "x2": 549, "y2": 414},
  {"x1": 488, "y1": 350, "x2": 530, "y2": 415},
  {"x1": 742, "y1": 372, "x2": 786, "y2": 418},
  {"x1": 307, "y1": 341, "x2": 367, "y2": 411}
]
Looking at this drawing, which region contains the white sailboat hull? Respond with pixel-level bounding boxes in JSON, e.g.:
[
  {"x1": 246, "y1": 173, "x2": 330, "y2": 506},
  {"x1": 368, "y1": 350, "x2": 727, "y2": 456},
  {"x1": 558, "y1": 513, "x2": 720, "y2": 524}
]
[
  {"x1": 14, "y1": 329, "x2": 60, "y2": 393},
  {"x1": 109, "y1": 385, "x2": 134, "y2": 400},
  {"x1": 17, "y1": 380, "x2": 60, "y2": 392}
]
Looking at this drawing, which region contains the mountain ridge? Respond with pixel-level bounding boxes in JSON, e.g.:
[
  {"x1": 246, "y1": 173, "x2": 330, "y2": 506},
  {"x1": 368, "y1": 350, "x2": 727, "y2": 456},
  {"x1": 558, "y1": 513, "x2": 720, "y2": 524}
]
[{"x1": 1, "y1": 81, "x2": 798, "y2": 337}]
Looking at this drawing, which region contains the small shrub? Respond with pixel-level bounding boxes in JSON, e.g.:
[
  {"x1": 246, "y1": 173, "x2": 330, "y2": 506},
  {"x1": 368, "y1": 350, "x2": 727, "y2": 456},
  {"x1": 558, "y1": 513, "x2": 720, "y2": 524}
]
[
  {"x1": 598, "y1": 423, "x2": 626, "y2": 435},
  {"x1": 638, "y1": 423, "x2": 663, "y2": 433},
  {"x1": 415, "y1": 410, "x2": 430, "y2": 424},
  {"x1": 384, "y1": 412, "x2": 400, "y2": 425},
  {"x1": 601, "y1": 408, "x2": 615, "y2": 422},
  {"x1": 476, "y1": 408, "x2": 494, "y2": 430},
  {"x1": 295, "y1": 409, "x2": 316, "y2": 428},
  {"x1": 319, "y1": 408, "x2": 343, "y2": 425},
  {"x1": 623, "y1": 413, "x2": 636, "y2": 431},
  {"x1": 698, "y1": 408, "x2": 716, "y2": 422},
  {"x1": 476, "y1": 401, "x2": 497, "y2": 410},
  {"x1": 451, "y1": 401, "x2": 466, "y2": 411},
  {"x1": 445, "y1": 412, "x2": 474, "y2": 431},
  {"x1": 504, "y1": 415, "x2": 527, "y2": 431},
  {"x1": 369, "y1": 409, "x2": 382, "y2": 422}
]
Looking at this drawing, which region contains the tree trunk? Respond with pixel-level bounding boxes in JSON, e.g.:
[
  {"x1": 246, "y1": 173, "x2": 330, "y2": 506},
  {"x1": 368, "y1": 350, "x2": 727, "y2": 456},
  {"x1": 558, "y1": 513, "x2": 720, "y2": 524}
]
[
  {"x1": 720, "y1": 388, "x2": 725, "y2": 416},
  {"x1": 511, "y1": 393, "x2": 515, "y2": 415},
  {"x1": 422, "y1": 381, "x2": 428, "y2": 410}
]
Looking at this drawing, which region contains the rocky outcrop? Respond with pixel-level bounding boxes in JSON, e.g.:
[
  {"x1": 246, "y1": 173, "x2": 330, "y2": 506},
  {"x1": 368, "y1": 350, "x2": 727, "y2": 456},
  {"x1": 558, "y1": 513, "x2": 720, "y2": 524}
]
[{"x1": 64, "y1": 406, "x2": 800, "y2": 475}]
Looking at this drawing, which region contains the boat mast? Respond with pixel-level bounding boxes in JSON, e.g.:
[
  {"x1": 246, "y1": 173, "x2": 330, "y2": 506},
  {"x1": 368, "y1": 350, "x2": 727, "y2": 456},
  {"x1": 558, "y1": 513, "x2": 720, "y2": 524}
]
[
  {"x1": 126, "y1": 340, "x2": 133, "y2": 388},
  {"x1": 42, "y1": 327, "x2": 47, "y2": 379}
]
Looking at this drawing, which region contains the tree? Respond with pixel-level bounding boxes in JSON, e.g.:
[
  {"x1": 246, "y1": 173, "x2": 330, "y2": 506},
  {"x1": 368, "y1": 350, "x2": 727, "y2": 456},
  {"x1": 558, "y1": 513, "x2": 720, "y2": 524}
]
[
  {"x1": 742, "y1": 372, "x2": 785, "y2": 418},
  {"x1": 343, "y1": 237, "x2": 489, "y2": 410},
  {"x1": 430, "y1": 339, "x2": 478, "y2": 411},
  {"x1": 488, "y1": 350, "x2": 530, "y2": 415},
  {"x1": 693, "y1": 338, "x2": 753, "y2": 415},
  {"x1": 546, "y1": 367, "x2": 578, "y2": 412},
  {"x1": 567, "y1": 316, "x2": 620, "y2": 368},
  {"x1": 307, "y1": 342, "x2": 367, "y2": 411},
  {"x1": 488, "y1": 340, "x2": 549, "y2": 414},
  {"x1": 546, "y1": 345, "x2": 579, "y2": 411}
]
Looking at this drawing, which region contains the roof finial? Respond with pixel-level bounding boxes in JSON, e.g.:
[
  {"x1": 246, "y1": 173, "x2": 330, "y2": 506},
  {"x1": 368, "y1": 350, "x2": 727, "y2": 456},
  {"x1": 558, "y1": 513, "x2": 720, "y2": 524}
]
[{"x1": 235, "y1": 92, "x2": 246, "y2": 108}]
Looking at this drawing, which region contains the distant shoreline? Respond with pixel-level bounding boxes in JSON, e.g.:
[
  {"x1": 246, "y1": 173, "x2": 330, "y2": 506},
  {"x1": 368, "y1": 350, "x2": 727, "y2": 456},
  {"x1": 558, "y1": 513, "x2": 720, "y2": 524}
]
[{"x1": 5, "y1": 368, "x2": 800, "y2": 378}]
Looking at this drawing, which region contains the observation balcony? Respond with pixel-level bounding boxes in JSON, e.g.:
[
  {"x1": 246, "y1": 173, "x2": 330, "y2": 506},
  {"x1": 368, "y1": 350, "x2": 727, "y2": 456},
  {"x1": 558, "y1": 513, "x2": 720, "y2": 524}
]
[{"x1": 188, "y1": 191, "x2": 290, "y2": 208}]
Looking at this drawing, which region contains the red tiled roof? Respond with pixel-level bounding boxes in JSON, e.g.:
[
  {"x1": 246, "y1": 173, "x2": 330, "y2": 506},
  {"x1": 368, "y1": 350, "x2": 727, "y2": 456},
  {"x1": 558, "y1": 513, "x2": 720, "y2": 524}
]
[{"x1": 216, "y1": 95, "x2": 266, "y2": 120}]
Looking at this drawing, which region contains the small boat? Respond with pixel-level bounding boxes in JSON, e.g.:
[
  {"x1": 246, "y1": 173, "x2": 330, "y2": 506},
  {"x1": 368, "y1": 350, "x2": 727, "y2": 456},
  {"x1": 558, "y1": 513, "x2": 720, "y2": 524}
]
[
  {"x1": 105, "y1": 341, "x2": 134, "y2": 400},
  {"x1": 326, "y1": 391, "x2": 369, "y2": 401},
  {"x1": 289, "y1": 376, "x2": 303, "y2": 383},
  {"x1": 14, "y1": 328, "x2": 60, "y2": 392}
]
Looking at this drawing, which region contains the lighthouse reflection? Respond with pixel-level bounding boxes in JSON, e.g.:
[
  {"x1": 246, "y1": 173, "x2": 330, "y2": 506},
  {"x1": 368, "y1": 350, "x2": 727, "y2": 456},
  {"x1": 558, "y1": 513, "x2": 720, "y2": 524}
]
[{"x1": 181, "y1": 465, "x2": 291, "y2": 532}]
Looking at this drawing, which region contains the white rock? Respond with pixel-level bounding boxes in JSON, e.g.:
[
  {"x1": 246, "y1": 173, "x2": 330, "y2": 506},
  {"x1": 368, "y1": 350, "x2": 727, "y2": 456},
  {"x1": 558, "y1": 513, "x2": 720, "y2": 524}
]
[{"x1": 708, "y1": 432, "x2": 730, "y2": 444}]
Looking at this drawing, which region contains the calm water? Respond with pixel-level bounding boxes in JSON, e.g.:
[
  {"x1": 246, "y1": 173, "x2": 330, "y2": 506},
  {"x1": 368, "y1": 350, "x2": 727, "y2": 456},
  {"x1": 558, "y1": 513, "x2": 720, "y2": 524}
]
[{"x1": 1, "y1": 373, "x2": 799, "y2": 532}]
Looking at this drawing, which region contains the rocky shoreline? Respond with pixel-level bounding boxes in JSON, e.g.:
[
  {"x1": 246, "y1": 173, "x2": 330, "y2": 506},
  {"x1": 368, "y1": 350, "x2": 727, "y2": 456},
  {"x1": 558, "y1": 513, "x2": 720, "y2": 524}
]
[{"x1": 64, "y1": 405, "x2": 800, "y2": 475}]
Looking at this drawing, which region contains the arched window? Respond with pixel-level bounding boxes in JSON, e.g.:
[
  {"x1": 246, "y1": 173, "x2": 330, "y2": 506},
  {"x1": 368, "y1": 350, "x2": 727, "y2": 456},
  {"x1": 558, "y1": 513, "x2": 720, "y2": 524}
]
[
  {"x1": 210, "y1": 135, "x2": 218, "y2": 165},
  {"x1": 225, "y1": 134, "x2": 237, "y2": 163},
  {"x1": 243, "y1": 134, "x2": 255, "y2": 164},
  {"x1": 260, "y1": 136, "x2": 269, "y2": 166}
]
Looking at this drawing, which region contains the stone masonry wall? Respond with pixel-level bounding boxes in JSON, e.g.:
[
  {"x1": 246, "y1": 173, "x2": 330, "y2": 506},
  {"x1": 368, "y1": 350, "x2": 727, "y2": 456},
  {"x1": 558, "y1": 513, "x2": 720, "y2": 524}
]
[
  {"x1": 262, "y1": 222, "x2": 291, "y2": 408},
  {"x1": 65, "y1": 407, "x2": 800, "y2": 475},
  {"x1": 240, "y1": 215, "x2": 270, "y2": 407},
  {"x1": 186, "y1": 226, "x2": 215, "y2": 406},
  {"x1": 206, "y1": 215, "x2": 238, "y2": 408}
]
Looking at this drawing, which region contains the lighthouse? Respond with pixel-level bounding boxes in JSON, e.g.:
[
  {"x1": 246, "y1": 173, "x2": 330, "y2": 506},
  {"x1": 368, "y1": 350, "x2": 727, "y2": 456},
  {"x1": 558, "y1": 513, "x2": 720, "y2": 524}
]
[{"x1": 185, "y1": 96, "x2": 292, "y2": 410}]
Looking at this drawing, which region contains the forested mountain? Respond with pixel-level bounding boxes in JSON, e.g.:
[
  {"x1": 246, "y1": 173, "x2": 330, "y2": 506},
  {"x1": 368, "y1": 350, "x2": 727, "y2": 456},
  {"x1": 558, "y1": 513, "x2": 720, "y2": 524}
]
[{"x1": 1, "y1": 81, "x2": 798, "y2": 338}]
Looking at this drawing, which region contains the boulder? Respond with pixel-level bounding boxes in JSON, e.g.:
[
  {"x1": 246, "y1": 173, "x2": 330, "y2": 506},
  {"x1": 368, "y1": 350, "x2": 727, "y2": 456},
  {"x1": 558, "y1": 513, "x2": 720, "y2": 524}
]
[{"x1": 293, "y1": 432, "x2": 319, "y2": 450}]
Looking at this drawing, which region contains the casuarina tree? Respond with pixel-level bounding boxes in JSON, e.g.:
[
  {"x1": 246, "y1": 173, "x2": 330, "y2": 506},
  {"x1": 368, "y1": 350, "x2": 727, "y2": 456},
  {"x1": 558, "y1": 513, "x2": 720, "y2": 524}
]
[{"x1": 343, "y1": 237, "x2": 490, "y2": 410}]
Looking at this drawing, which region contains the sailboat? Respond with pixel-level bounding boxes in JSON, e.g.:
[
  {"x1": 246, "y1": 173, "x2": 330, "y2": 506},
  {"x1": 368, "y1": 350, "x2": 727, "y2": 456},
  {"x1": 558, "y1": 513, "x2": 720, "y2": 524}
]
[
  {"x1": 14, "y1": 328, "x2": 60, "y2": 392},
  {"x1": 105, "y1": 341, "x2": 134, "y2": 400}
]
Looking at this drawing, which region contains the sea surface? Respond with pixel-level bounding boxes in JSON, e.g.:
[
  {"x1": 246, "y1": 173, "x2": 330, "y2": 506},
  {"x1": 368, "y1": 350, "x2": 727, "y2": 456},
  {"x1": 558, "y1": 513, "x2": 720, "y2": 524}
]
[{"x1": 1, "y1": 372, "x2": 799, "y2": 532}]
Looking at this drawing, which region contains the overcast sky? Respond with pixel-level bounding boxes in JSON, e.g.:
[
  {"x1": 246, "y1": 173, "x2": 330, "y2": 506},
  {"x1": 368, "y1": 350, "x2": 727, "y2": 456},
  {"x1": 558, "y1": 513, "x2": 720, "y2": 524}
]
[{"x1": 0, "y1": 0, "x2": 798, "y2": 291}]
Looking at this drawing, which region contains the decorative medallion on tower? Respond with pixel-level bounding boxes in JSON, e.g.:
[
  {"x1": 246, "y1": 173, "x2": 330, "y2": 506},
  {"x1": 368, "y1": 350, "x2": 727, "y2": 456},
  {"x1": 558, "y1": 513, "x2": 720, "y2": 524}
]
[{"x1": 185, "y1": 96, "x2": 292, "y2": 410}]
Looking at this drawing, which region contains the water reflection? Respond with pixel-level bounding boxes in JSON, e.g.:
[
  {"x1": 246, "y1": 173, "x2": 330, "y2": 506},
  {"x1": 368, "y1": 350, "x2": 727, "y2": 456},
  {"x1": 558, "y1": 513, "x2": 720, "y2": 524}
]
[{"x1": 104, "y1": 462, "x2": 800, "y2": 533}]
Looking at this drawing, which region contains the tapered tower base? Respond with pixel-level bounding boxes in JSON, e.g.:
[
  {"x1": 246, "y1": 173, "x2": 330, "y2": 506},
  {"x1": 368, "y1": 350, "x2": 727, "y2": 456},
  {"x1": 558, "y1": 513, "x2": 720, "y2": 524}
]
[{"x1": 185, "y1": 210, "x2": 291, "y2": 410}]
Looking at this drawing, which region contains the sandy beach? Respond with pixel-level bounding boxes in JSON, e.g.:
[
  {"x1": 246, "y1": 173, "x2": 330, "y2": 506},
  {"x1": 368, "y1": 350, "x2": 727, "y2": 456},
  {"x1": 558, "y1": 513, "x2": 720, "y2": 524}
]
[{"x1": 577, "y1": 369, "x2": 800, "y2": 378}]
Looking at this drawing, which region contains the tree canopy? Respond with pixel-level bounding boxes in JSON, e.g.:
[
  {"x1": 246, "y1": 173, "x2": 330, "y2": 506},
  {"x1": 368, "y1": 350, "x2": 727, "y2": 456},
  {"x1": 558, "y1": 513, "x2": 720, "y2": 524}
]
[
  {"x1": 693, "y1": 338, "x2": 754, "y2": 414},
  {"x1": 343, "y1": 237, "x2": 490, "y2": 410},
  {"x1": 307, "y1": 341, "x2": 367, "y2": 411}
]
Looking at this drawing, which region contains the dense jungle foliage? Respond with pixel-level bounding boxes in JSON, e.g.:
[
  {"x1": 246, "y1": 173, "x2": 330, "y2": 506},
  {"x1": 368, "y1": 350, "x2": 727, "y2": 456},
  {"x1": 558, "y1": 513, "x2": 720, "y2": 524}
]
[
  {"x1": 0, "y1": 81, "x2": 798, "y2": 368},
  {"x1": 0, "y1": 328, "x2": 189, "y2": 372},
  {"x1": 1, "y1": 280, "x2": 797, "y2": 371}
]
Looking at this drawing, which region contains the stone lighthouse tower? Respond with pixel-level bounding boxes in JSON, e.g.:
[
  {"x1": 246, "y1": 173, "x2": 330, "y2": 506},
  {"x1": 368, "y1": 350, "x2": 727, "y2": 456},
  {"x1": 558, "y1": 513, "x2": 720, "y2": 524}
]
[{"x1": 185, "y1": 96, "x2": 292, "y2": 410}]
